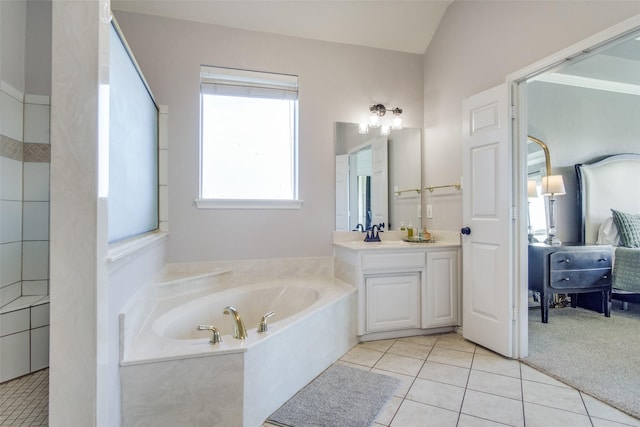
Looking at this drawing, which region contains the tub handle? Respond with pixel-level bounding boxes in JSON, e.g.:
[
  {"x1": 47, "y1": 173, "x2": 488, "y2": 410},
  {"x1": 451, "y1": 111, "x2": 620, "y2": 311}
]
[
  {"x1": 197, "y1": 325, "x2": 223, "y2": 344},
  {"x1": 258, "y1": 311, "x2": 275, "y2": 333}
]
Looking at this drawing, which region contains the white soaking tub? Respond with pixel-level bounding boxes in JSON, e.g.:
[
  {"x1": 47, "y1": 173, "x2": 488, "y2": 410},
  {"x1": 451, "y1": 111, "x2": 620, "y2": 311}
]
[{"x1": 120, "y1": 273, "x2": 357, "y2": 427}]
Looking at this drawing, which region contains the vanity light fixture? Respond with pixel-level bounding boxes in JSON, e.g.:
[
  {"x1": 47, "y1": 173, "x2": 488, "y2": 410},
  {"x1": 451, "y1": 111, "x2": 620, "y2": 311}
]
[
  {"x1": 542, "y1": 174, "x2": 566, "y2": 245},
  {"x1": 359, "y1": 104, "x2": 403, "y2": 135}
]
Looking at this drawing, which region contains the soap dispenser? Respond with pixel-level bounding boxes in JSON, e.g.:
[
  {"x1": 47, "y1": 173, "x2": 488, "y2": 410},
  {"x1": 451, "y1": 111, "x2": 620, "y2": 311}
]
[{"x1": 407, "y1": 223, "x2": 414, "y2": 239}]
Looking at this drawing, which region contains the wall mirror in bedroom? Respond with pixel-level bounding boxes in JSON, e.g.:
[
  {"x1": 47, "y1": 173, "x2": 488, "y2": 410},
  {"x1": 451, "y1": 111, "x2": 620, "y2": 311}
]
[{"x1": 335, "y1": 122, "x2": 421, "y2": 232}]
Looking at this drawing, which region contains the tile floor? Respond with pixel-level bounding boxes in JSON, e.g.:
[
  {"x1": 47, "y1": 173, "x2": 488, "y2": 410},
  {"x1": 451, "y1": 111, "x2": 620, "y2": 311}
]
[
  {"x1": 0, "y1": 368, "x2": 48, "y2": 426},
  {"x1": 2, "y1": 334, "x2": 639, "y2": 427},
  {"x1": 266, "y1": 332, "x2": 640, "y2": 427}
]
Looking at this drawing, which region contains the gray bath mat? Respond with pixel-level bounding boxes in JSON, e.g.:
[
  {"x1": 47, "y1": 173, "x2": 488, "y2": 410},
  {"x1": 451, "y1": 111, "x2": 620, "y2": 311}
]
[{"x1": 267, "y1": 364, "x2": 400, "y2": 427}]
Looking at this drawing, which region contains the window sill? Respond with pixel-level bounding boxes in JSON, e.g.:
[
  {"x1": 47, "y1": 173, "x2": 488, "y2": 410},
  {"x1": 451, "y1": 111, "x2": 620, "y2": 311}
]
[
  {"x1": 107, "y1": 230, "x2": 168, "y2": 266},
  {"x1": 194, "y1": 198, "x2": 303, "y2": 210}
]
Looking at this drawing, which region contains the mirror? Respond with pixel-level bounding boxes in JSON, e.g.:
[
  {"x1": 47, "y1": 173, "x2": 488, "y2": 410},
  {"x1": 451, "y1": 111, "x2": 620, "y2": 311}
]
[
  {"x1": 335, "y1": 122, "x2": 422, "y2": 231},
  {"x1": 527, "y1": 136, "x2": 548, "y2": 240}
]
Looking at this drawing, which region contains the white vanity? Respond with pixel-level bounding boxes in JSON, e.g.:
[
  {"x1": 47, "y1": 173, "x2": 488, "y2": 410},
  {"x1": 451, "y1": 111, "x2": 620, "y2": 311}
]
[{"x1": 333, "y1": 231, "x2": 461, "y2": 341}]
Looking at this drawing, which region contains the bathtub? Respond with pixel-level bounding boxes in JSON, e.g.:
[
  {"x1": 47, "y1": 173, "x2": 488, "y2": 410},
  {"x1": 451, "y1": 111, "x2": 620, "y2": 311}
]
[
  {"x1": 120, "y1": 274, "x2": 357, "y2": 427},
  {"x1": 153, "y1": 284, "x2": 321, "y2": 341}
]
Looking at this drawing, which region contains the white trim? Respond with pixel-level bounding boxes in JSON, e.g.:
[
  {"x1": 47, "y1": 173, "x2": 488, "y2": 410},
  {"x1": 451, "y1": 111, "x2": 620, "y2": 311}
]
[
  {"x1": 24, "y1": 94, "x2": 50, "y2": 105},
  {"x1": 194, "y1": 198, "x2": 303, "y2": 210},
  {"x1": 0, "y1": 80, "x2": 24, "y2": 102},
  {"x1": 534, "y1": 73, "x2": 640, "y2": 96},
  {"x1": 508, "y1": 14, "x2": 640, "y2": 83},
  {"x1": 507, "y1": 12, "x2": 640, "y2": 360},
  {"x1": 107, "y1": 231, "x2": 168, "y2": 266}
]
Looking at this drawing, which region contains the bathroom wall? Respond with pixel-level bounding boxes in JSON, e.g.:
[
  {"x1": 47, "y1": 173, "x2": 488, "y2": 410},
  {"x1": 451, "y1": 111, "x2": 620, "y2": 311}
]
[
  {"x1": 422, "y1": 1, "x2": 640, "y2": 232},
  {"x1": 0, "y1": 0, "x2": 51, "y2": 383},
  {"x1": 113, "y1": 11, "x2": 424, "y2": 262},
  {"x1": 49, "y1": 2, "x2": 169, "y2": 425}
]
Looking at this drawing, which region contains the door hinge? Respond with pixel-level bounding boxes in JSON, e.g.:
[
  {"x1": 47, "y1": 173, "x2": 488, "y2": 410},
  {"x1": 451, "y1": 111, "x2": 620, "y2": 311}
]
[
  {"x1": 510, "y1": 105, "x2": 517, "y2": 119},
  {"x1": 512, "y1": 307, "x2": 517, "y2": 321},
  {"x1": 510, "y1": 206, "x2": 517, "y2": 220}
]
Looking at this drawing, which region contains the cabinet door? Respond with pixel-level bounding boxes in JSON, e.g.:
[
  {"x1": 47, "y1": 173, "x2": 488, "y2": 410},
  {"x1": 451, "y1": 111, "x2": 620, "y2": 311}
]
[
  {"x1": 424, "y1": 250, "x2": 459, "y2": 328},
  {"x1": 365, "y1": 273, "x2": 420, "y2": 333}
]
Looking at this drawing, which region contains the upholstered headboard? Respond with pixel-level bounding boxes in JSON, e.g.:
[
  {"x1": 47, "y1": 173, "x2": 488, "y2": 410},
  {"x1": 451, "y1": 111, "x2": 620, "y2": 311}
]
[{"x1": 576, "y1": 153, "x2": 640, "y2": 244}]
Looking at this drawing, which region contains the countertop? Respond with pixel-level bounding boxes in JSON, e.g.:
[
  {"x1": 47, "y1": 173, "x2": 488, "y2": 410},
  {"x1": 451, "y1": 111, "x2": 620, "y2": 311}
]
[{"x1": 333, "y1": 230, "x2": 461, "y2": 251}]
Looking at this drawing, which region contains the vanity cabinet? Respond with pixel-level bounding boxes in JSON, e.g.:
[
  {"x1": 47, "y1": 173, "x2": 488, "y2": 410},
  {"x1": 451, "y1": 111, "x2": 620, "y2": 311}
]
[
  {"x1": 334, "y1": 240, "x2": 460, "y2": 340},
  {"x1": 365, "y1": 273, "x2": 421, "y2": 332},
  {"x1": 424, "y1": 250, "x2": 459, "y2": 328}
]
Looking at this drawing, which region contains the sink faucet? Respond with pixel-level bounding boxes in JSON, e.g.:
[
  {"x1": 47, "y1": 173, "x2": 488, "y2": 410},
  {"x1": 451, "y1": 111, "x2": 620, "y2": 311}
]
[
  {"x1": 364, "y1": 223, "x2": 385, "y2": 242},
  {"x1": 223, "y1": 306, "x2": 248, "y2": 339},
  {"x1": 353, "y1": 223, "x2": 365, "y2": 232}
]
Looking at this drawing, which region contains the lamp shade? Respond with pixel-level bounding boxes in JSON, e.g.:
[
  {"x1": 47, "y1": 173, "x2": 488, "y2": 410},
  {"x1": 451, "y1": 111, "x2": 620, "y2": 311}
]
[
  {"x1": 541, "y1": 175, "x2": 566, "y2": 196},
  {"x1": 527, "y1": 180, "x2": 538, "y2": 198}
]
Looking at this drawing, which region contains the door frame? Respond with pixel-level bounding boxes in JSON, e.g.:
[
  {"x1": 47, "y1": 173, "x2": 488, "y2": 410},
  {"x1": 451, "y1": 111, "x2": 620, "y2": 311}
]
[{"x1": 507, "y1": 14, "x2": 640, "y2": 358}]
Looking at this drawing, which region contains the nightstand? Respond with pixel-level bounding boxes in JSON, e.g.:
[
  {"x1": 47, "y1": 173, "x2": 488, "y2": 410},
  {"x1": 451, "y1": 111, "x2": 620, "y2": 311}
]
[{"x1": 528, "y1": 243, "x2": 612, "y2": 323}]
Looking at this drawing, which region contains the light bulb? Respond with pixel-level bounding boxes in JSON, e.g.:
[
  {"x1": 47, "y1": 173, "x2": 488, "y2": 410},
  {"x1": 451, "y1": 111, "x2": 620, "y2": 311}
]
[
  {"x1": 358, "y1": 123, "x2": 369, "y2": 134},
  {"x1": 392, "y1": 115, "x2": 402, "y2": 130},
  {"x1": 380, "y1": 125, "x2": 390, "y2": 136},
  {"x1": 369, "y1": 114, "x2": 380, "y2": 128}
]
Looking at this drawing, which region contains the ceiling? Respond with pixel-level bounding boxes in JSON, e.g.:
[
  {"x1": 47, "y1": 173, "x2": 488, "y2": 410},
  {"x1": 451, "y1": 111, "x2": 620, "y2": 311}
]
[{"x1": 110, "y1": 0, "x2": 453, "y2": 54}]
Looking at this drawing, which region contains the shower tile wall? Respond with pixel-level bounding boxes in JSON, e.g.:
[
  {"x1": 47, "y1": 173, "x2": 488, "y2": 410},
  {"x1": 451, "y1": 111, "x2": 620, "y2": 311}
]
[{"x1": 0, "y1": 82, "x2": 50, "y2": 383}]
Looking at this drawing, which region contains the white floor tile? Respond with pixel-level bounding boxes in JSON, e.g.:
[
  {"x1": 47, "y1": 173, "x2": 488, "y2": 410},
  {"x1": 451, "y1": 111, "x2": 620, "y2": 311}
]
[
  {"x1": 434, "y1": 334, "x2": 477, "y2": 353},
  {"x1": 406, "y1": 377, "x2": 465, "y2": 412},
  {"x1": 471, "y1": 353, "x2": 521, "y2": 378},
  {"x1": 522, "y1": 379, "x2": 587, "y2": 415},
  {"x1": 461, "y1": 389, "x2": 524, "y2": 427},
  {"x1": 374, "y1": 395, "x2": 402, "y2": 426},
  {"x1": 523, "y1": 401, "x2": 592, "y2": 427},
  {"x1": 418, "y1": 360, "x2": 470, "y2": 388},
  {"x1": 467, "y1": 370, "x2": 522, "y2": 400},
  {"x1": 520, "y1": 363, "x2": 571, "y2": 388},
  {"x1": 427, "y1": 346, "x2": 474, "y2": 368},
  {"x1": 388, "y1": 340, "x2": 431, "y2": 359},
  {"x1": 391, "y1": 399, "x2": 458, "y2": 427},
  {"x1": 374, "y1": 352, "x2": 425, "y2": 377},
  {"x1": 371, "y1": 368, "x2": 415, "y2": 398},
  {"x1": 582, "y1": 394, "x2": 640, "y2": 427},
  {"x1": 457, "y1": 413, "x2": 513, "y2": 427},
  {"x1": 340, "y1": 346, "x2": 384, "y2": 367}
]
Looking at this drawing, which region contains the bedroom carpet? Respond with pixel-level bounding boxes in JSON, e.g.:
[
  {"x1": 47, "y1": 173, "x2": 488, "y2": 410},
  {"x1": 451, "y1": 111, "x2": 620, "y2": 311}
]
[
  {"x1": 267, "y1": 364, "x2": 400, "y2": 427},
  {"x1": 526, "y1": 301, "x2": 640, "y2": 419}
]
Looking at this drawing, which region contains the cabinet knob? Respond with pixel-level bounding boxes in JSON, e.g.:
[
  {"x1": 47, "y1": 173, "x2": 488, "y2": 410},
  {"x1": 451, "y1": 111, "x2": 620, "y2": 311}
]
[
  {"x1": 562, "y1": 277, "x2": 571, "y2": 281},
  {"x1": 602, "y1": 275, "x2": 608, "y2": 279},
  {"x1": 563, "y1": 259, "x2": 571, "y2": 263},
  {"x1": 598, "y1": 258, "x2": 607, "y2": 262}
]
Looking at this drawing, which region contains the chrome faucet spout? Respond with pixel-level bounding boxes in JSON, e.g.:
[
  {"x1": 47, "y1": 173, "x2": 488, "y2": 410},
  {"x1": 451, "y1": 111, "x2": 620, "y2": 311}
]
[{"x1": 223, "y1": 306, "x2": 248, "y2": 339}]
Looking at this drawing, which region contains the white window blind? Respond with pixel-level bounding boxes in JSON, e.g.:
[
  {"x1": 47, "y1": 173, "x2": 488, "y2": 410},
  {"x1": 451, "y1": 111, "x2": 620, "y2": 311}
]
[{"x1": 200, "y1": 66, "x2": 298, "y2": 100}]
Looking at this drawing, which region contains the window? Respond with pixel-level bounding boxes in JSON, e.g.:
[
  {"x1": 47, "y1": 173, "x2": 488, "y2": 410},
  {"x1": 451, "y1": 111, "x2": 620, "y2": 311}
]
[
  {"x1": 198, "y1": 66, "x2": 300, "y2": 209},
  {"x1": 109, "y1": 22, "x2": 159, "y2": 243}
]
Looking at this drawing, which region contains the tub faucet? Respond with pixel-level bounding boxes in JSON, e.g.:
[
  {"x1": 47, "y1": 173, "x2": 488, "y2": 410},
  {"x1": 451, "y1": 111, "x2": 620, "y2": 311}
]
[
  {"x1": 197, "y1": 325, "x2": 222, "y2": 344},
  {"x1": 223, "y1": 306, "x2": 248, "y2": 339},
  {"x1": 257, "y1": 311, "x2": 275, "y2": 333}
]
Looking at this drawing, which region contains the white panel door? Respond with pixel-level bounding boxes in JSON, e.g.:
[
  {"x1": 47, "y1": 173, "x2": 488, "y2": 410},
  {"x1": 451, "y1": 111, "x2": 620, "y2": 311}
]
[
  {"x1": 370, "y1": 136, "x2": 388, "y2": 227},
  {"x1": 462, "y1": 84, "x2": 513, "y2": 357},
  {"x1": 335, "y1": 154, "x2": 349, "y2": 231}
]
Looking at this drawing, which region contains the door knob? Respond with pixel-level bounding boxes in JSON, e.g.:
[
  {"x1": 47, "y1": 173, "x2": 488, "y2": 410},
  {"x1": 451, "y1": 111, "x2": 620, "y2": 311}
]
[{"x1": 461, "y1": 227, "x2": 471, "y2": 235}]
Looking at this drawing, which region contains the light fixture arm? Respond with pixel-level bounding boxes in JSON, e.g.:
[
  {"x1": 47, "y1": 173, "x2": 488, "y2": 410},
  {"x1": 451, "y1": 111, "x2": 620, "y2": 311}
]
[{"x1": 369, "y1": 104, "x2": 403, "y2": 117}]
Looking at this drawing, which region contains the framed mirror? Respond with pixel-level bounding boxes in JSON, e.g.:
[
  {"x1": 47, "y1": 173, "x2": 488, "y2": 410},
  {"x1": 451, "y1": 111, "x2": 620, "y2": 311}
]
[
  {"x1": 335, "y1": 122, "x2": 422, "y2": 231},
  {"x1": 527, "y1": 136, "x2": 548, "y2": 240}
]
